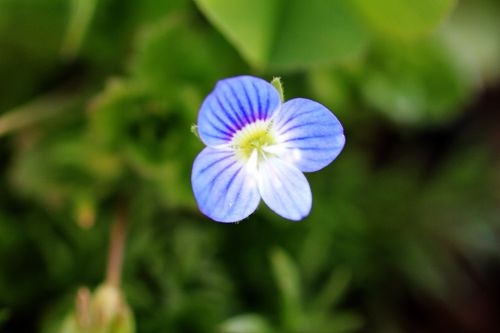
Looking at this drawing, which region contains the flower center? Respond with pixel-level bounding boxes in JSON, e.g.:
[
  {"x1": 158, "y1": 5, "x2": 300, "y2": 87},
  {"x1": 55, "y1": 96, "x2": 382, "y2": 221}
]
[{"x1": 231, "y1": 120, "x2": 277, "y2": 160}]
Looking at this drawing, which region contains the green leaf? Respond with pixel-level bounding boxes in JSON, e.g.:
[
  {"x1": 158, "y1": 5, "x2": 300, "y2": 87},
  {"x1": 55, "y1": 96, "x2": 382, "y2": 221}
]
[
  {"x1": 350, "y1": 0, "x2": 456, "y2": 39},
  {"x1": 87, "y1": 79, "x2": 198, "y2": 207},
  {"x1": 219, "y1": 314, "x2": 274, "y2": 333},
  {"x1": 269, "y1": 248, "x2": 302, "y2": 329},
  {"x1": 60, "y1": 0, "x2": 98, "y2": 59},
  {"x1": 0, "y1": 0, "x2": 70, "y2": 110},
  {"x1": 130, "y1": 15, "x2": 243, "y2": 107},
  {"x1": 440, "y1": 0, "x2": 500, "y2": 83},
  {"x1": 322, "y1": 312, "x2": 364, "y2": 333},
  {"x1": 359, "y1": 38, "x2": 473, "y2": 124},
  {"x1": 307, "y1": 66, "x2": 356, "y2": 120},
  {"x1": 270, "y1": 248, "x2": 300, "y2": 308},
  {"x1": 0, "y1": 308, "x2": 9, "y2": 327},
  {"x1": 0, "y1": 0, "x2": 69, "y2": 58},
  {"x1": 313, "y1": 269, "x2": 351, "y2": 310},
  {"x1": 194, "y1": 0, "x2": 368, "y2": 70}
]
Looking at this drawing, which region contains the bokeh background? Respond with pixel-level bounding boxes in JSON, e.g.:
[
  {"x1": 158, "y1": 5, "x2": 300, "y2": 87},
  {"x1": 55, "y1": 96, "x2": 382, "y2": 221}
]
[{"x1": 0, "y1": 0, "x2": 499, "y2": 332}]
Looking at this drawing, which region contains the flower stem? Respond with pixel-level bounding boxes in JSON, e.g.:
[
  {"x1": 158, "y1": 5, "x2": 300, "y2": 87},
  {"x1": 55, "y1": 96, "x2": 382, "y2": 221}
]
[
  {"x1": 0, "y1": 91, "x2": 82, "y2": 137},
  {"x1": 105, "y1": 204, "x2": 128, "y2": 287}
]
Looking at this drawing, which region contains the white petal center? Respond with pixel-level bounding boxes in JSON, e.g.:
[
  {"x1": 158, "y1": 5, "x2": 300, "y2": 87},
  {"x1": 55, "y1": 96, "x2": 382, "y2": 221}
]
[{"x1": 230, "y1": 120, "x2": 279, "y2": 164}]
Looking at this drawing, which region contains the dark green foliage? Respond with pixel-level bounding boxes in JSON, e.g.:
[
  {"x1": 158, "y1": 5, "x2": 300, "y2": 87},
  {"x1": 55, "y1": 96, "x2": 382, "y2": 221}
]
[{"x1": 0, "y1": 0, "x2": 499, "y2": 332}]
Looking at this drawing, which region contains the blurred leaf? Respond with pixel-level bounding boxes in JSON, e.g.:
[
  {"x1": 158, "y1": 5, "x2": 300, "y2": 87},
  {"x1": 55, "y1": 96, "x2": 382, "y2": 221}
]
[
  {"x1": 269, "y1": 248, "x2": 302, "y2": 330},
  {"x1": 321, "y1": 312, "x2": 364, "y2": 333},
  {"x1": 360, "y1": 38, "x2": 473, "y2": 124},
  {"x1": 441, "y1": 0, "x2": 500, "y2": 84},
  {"x1": 270, "y1": 248, "x2": 300, "y2": 308},
  {"x1": 88, "y1": 79, "x2": 170, "y2": 155},
  {"x1": 124, "y1": 219, "x2": 235, "y2": 333},
  {"x1": 194, "y1": 0, "x2": 368, "y2": 70},
  {"x1": 77, "y1": 0, "x2": 190, "y2": 71},
  {"x1": 87, "y1": 79, "x2": 196, "y2": 207},
  {"x1": 0, "y1": 0, "x2": 68, "y2": 58},
  {"x1": 0, "y1": 0, "x2": 499, "y2": 332},
  {"x1": 397, "y1": 240, "x2": 456, "y2": 297},
  {"x1": 0, "y1": 90, "x2": 83, "y2": 137},
  {"x1": 219, "y1": 314, "x2": 274, "y2": 333},
  {"x1": 8, "y1": 110, "x2": 127, "y2": 212},
  {"x1": 126, "y1": 0, "x2": 190, "y2": 24},
  {"x1": 0, "y1": 308, "x2": 9, "y2": 328},
  {"x1": 0, "y1": 0, "x2": 69, "y2": 109},
  {"x1": 307, "y1": 66, "x2": 357, "y2": 120},
  {"x1": 313, "y1": 269, "x2": 352, "y2": 310},
  {"x1": 351, "y1": 0, "x2": 456, "y2": 39},
  {"x1": 60, "y1": 0, "x2": 98, "y2": 59},
  {"x1": 130, "y1": 14, "x2": 243, "y2": 108},
  {"x1": 73, "y1": 193, "x2": 97, "y2": 229}
]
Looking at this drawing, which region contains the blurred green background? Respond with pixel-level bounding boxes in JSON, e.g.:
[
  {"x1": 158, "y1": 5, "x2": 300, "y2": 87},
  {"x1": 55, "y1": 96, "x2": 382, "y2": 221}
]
[{"x1": 0, "y1": 0, "x2": 499, "y2": 332}]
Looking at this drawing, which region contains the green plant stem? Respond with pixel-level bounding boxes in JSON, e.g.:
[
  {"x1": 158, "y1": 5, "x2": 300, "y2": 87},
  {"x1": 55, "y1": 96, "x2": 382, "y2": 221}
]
[
  {"x1": 61, "y1": 0, "x2": 99, "y2": 59},
  {"x1": 106, "y1": 205, "x2": 128, "y2": 287},
  {"x1": 0, "y1": 92, "x2": 81, "y2": 137}
]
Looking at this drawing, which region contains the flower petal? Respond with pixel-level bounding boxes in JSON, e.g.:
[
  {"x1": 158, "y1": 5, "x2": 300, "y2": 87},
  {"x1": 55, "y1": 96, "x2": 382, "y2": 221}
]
[
  {"x1": 197, "y1": 76, "x2": 281, "y2": 146},
  {"x1": 258, "y1": 157, "x2": 312, "y2": 221},
  {"x1": 191, "y1": 147, "x2": 261, "y2": 223},
  {"x1": 272, "y1": 98, "x2": 345, "y2": 172}
]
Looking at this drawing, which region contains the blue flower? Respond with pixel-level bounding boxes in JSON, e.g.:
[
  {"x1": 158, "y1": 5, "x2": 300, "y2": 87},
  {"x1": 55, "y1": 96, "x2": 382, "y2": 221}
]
[{"x1": 191, "y1": 76, "x2": 345, "y2": 223}]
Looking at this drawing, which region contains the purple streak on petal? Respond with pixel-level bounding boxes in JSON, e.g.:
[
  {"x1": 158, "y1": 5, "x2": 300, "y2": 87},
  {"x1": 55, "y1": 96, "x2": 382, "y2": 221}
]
[
  {"x1": 206, "y1": 119, "x2": 232, "y2": 138},
  {"x1": 192, "y1": 147, "x2": 261, "y2": 223},
  {"x1": 282, "y1": 133, "x2": 332, "y2": 143},
  {"x1": 215, "y1": 94, "x2": 244, "y2": 129},
  {"x1": 279, "y1": 121, "x2": 324, "y2": 135},
  {"x1": 240, "y1": 80, "x2": 256, "y2": 122},
  {"x1": 263, "y1": 83, "x2": 271, "y2": 120},
  {"x1": 272, "y1": 98, "x2": 345, "y2": 172},
  {"x1": 198, "y1": 154, "x2": 231, "y2": 174},
  {"x1": 210, "y1": 104, "x2": 238, "y2": 133},
  {"x1": 221, "y1": 89, "x2": 246, "y2": 127},
  {"x1": 197, "y1": 76, "x2": 281, "y2": 146},
  {"x1": 251, "y1": 81, "x2": 262, "y2": 120},
  {"x1": 198, "y1": 160, "x2": 238, "y2": 205},
  {"x1": 202, "y1": 132, "x2": 229, "y2": 141}
]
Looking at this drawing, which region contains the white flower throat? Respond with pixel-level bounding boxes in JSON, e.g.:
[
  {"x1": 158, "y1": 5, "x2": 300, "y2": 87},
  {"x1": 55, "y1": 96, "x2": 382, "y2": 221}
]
[{"x1": 230, "y1": 120, "x2": 278, "y2": 163}]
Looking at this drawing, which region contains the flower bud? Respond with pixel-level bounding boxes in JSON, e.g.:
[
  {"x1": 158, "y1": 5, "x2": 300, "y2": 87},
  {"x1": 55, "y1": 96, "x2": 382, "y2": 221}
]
[{"x1": 59, "y1": 284, "x2": 134, "y2": 333}]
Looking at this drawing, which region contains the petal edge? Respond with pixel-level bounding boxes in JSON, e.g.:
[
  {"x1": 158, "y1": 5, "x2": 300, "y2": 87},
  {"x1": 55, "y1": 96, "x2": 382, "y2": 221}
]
[
  {"x1": 272, "y1": 98, "x2": 345, "y2": 172},
  {"x1": 192, "y1": 147, "x2": 261, "y2": 222},
  {"x1": 258, "y1": 157, "x2": 312, "y2": 221},
  {"x1": 197, "y1": 76, "x2": 282, "y2": 146}
]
